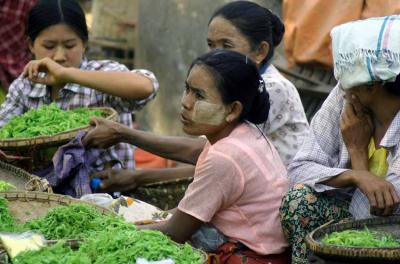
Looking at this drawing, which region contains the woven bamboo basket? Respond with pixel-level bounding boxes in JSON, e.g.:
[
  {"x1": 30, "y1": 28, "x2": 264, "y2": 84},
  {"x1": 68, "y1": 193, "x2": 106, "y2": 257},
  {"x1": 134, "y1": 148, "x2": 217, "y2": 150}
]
[
  {"x1": 0, "y1": 107, "x2": 118, "y2": 150},
  {"x1": 306, "y1": 215, "x2": 400, "y2": 263},
  {"x1": 0, "y1": 191, "x2": 114, "y2": 264},
  {"x1": 0, "y1": 161, "x2": 33, "y2": 190},
  {"x1": 132, "y1": 177, "x2": 193, "y2": 210}
]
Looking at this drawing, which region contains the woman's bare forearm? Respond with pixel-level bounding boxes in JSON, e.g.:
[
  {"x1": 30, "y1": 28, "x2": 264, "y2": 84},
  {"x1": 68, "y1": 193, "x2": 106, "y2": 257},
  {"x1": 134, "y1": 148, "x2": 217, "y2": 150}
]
[{"x1": 119, "y1": 126, "x2": 206, "y2": 164}]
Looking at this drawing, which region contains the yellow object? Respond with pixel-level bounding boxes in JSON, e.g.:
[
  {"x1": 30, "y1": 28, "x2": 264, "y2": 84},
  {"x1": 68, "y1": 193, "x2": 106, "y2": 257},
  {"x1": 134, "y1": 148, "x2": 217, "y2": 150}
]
[
  {"x1": 368, "y1": 138, "x2": 388, "y2": 178},
  {"x1": 0, "y1": 233, "x2": 45, "y2": 259},
  {"x1": 0, "y1": 88, "x2": 5, "y2": 104}
]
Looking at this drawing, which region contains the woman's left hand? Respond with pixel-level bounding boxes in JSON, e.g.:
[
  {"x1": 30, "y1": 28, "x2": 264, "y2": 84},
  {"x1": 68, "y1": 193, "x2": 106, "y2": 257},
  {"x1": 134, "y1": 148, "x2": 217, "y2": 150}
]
[
  {"x1": 22, "y1": 58, "x2": 68, "y2": 86},
  {"x1": 340, "y1": 94, "x2": 373, "y2": 154}
]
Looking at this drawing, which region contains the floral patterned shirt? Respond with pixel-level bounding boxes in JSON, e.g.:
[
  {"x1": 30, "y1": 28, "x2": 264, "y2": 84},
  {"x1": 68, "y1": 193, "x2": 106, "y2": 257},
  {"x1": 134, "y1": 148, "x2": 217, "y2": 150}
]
[
  {"x1": 0, "y1": 59, "x2": 159, "y2": 171},
  {"x1": 260, "y1": 64, "x2": 310, "y2": 166}
]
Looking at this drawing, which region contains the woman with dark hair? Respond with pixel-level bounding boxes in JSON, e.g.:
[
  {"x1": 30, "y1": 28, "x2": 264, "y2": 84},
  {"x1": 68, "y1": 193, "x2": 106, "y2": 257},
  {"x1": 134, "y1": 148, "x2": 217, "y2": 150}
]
[
  {"x1": 0, "y1": 0, "x2": 158, "y2": 172},
  {"x1": 84, "y1": 50, "x2": 290, "y2": 264},
  {"x1": 207, "y1": 1, "x2": 309, "y2": 165},
  {"x1": 280, "y1": 16, "x2": 400, "y2": 264}
]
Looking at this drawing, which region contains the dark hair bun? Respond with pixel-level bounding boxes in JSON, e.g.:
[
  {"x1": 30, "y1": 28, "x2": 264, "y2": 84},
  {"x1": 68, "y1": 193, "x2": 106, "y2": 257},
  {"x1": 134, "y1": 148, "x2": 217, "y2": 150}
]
[
  {"x1": 247, "y1": 79, "x2": 270, "y2": 124},
  {"x1": 269, "y1": 11, "x2": 285, "y2": 47}
]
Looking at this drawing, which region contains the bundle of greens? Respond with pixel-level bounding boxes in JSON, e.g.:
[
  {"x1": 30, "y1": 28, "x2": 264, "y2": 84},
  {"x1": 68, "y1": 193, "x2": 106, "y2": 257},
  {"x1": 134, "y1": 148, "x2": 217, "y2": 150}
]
[
  {"x1": 79, "y1": 229, "x2": 203, "y2": 264},
  {"x1": 24, "y1": 204, "x2": 135, "y2": 240},
  {"x1": 0, "y1": 181, "x2": 16, "y2": 191},
  {"x1": 322, "y1": 227, "x2": 400, "y2": 247},
  {"x1": 0, "y1": 103, "x2": 103, "y2": 139}
]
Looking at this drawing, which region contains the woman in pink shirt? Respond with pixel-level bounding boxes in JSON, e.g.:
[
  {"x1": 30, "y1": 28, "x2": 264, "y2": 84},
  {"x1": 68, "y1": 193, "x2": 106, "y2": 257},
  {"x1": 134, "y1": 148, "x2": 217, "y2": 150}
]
[{"x1": 83, "y1": 50, "x2": 289, "y2": 263}]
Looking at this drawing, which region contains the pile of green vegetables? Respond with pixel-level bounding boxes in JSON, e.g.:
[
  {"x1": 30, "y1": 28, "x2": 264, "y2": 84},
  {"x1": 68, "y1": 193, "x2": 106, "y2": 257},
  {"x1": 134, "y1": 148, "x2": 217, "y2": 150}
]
[
  {"x1": 0, "y1": 201, "x2": 203, "y2": 264},
  {"x1": 322, "y1": 227, "x2": 400, "y2": 247},
  {"x1": 0, "y1": 103, "x2": 103, "y2": 139},
  {"x1": 0, "y1": 181, "x2": 16, "y2": 191}
]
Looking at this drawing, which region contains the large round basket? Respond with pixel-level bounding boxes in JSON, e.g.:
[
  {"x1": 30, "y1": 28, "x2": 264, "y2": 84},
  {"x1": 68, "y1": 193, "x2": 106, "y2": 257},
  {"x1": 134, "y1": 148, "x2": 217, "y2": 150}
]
[
  {"x1": 306, "y1": 216, "x2": 400, "y2": 263},
  {"x1": 0, "y1": 160, "x2": 33, "y2": 190},
  {"x1": 132, "y1": 177, "x2": 193, "y2": 210},
  {"x1": 0, "y1": 191, "x2": 207, "y2": 264},
  {"x1": 0, "y1": 191, "x2": 114, "y2": 264},
  {"x1": 0, "y1": 107, "x2": 118, "y2": 150}
]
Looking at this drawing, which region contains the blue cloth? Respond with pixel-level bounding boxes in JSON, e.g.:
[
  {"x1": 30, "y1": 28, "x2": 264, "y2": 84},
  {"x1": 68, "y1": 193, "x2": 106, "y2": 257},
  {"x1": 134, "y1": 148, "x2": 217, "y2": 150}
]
[
  {"x1": 190, "y1": 224, "x2": 228, "y2": 252},
  {"x1": 37, "y1": 131, "x2": 119, "y2": 198}
]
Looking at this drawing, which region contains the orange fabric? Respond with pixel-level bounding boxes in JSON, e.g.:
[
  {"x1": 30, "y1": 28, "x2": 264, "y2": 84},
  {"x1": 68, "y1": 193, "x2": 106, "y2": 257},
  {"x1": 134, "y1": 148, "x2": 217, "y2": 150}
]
[
  {"x1": 134, "y1": 148, "x2": 175, "y2": 169},
  {"x1": 283, "y1": 0, "x2": 400, "y2": 68}
]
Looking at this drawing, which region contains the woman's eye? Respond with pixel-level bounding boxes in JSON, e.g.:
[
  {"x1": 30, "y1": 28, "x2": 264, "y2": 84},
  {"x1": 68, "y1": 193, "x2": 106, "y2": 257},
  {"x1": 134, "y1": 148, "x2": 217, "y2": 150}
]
[
  {"x1": 43, "y1": 45, "x2": 54, "y2": 50},
  {"x1": 65, "y1": 44, "x2": 76, "y2": 49},
  {"x1": 195, "y1": 92, "x2": 204, "y2": 100},
  {"x1": 223, "y1": 44, "x2": 233, "y2": 49}
]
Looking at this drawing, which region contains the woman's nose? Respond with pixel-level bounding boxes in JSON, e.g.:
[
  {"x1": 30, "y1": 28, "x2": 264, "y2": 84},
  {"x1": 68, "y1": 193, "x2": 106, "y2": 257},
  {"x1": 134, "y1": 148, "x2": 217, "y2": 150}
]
[
  {"x1": 53, "y1": 46, "x2": 67, "y2": 64},
  {"x1": 181, "y1": 92, "x2": 195, "y2": 110}
]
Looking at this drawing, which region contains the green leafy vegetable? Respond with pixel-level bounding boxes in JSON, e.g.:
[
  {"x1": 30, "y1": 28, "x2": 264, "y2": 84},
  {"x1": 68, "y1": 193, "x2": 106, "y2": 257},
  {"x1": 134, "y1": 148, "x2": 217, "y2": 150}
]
[
  {"x1": 322, "y1": 227, "x2": 400, "y2": 247},
  {"x1": 12, "y1": 242, "x2": 91, "y2": 264},
  {"x1": 0, "y1": 103, "x2": 103, "y2": 139},
  {"x1": 2, "y1": 203, "x2": 203, "y2": 264},
  {"x1": 24, "y1": 203, "x2": 134, "y2": 240},
  {"x1": 0, "y1": 181, "x2": 16, "y2": 191}
]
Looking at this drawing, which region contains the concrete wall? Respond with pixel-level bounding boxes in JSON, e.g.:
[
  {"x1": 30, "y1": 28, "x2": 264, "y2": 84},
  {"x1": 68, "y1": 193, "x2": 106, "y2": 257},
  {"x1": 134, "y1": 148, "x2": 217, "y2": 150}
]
[{"x1": 135, "y1": 0, "x2": 282, "y2": 135}]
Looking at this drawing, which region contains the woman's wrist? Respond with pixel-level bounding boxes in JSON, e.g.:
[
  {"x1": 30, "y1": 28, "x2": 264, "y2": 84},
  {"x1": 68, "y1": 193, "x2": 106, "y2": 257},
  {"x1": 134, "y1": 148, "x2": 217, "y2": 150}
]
[{"x1": 59, "y1": 67, "x2": 78, "y2": 84}]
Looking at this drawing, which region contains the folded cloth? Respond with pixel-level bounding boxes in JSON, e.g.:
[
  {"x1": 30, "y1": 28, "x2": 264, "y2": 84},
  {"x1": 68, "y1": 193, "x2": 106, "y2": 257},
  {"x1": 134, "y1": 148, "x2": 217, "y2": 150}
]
[
  {"x1": 331, "y1": 16, "x2": 400, "y2": 89},
  {"x1": 36, "y1": 131, "x2": 122, "y2": 198}
]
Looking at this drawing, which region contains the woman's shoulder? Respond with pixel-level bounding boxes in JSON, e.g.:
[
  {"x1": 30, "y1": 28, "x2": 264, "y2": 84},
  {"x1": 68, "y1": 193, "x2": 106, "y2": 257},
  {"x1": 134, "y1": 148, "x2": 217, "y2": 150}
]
[
  {"x1": 83, "y1": 59, "x2": 129, "y2": 72},
  {"x1": 210, "y1": 124, "x2": 269, "y2": 159},
  {"x1": 262, "y1": 65, "x2": 298, "y2": 93}
]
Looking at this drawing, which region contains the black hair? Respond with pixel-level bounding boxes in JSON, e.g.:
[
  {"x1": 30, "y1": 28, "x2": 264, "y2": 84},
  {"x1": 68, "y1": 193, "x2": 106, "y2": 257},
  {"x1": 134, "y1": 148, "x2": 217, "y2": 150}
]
[
  {"x1": 209, "y1": 1, "x2": 285, "y2": 65},
  {"x1": 27, "y1": 0, "x2": 88, "y2": 43},
  {"x1": 188, "y1": 50, "x2": 270, "y2": 125},
  {"x1": 384, "y1": 74, "x2": 400, "y2": 96}
]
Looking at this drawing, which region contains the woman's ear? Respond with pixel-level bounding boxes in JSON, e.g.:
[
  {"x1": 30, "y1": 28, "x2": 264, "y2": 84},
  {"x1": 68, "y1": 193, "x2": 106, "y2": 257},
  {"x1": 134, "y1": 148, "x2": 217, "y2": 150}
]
[
  {"x1": 253, "y1": 41, "x2": 269, "y2": 66},
  {"x1": 28, "y1": 37, "x2": 35, "y2": 55},
  {"x1": 225, "y1": 101, "x2": 243, "y2": 123}
]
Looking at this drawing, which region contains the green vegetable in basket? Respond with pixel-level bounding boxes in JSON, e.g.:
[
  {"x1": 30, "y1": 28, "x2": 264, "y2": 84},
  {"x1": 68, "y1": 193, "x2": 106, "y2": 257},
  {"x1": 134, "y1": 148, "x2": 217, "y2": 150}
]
[
  {"x1": 322, "y1": 227, "x2": 400, "y2": 247},
  {"x1": 13, "y1": 230, "x2": 203, "y2": 264},
  {"x1": 80, "y1": 229, "x2": 202, "y2": 264},
  {"x1": 12, "y1": 242, "x2": 91, "y2": 264},
  {"x1": 24, "y1": 203, "x2": 135, "y2": 240},
  {"x1": 0, "y1": 181, "x2": 16, "y2": 191},
  {"x1": 0, "y1": 103, "x2": 103, "y2": 139},
  {"x1": 0, "y1": 197, "x2": 15, "y2": 232}
]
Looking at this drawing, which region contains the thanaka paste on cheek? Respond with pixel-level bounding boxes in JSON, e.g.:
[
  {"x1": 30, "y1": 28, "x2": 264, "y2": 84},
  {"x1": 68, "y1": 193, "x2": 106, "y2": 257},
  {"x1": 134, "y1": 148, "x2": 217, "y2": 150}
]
[{"x1": 191, "y1": 101, "x2": 226, "y2": 126}]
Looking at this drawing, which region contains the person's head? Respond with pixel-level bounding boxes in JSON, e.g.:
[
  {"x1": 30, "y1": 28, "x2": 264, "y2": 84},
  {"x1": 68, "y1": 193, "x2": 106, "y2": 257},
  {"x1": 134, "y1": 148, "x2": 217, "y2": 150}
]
[
  {"x1": 26, "y1": 0, "x2": 88, "y2": 68},
  {"x1": 331, "y1": 16, "x2": 400, "y2": 108},
  {"x1": 181, "y1": 50, "x2": 270, "y2": 137},
  {"x1": 207, "y1": 1, "x2": 284, "y2": 68}
]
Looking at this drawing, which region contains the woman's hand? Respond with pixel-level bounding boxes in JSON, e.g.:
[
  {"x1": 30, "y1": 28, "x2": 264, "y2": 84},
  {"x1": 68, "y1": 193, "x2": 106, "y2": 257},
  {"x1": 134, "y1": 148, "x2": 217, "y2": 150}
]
[
  {"x1": 82, "y1": 117, "x2": 126, "y2": 149},
  {"x1": 341, "y1": 94, "x2": 373, "y2": 154},
  {"x1": 22, "y1": 58, "x2": 68, "y2": 86},
  {"x1": 352, "y1": 170, "x2": 400, "y2": 216},
  {"x1": 93, "y1": 169, "x2": 139, "y2": 192}
]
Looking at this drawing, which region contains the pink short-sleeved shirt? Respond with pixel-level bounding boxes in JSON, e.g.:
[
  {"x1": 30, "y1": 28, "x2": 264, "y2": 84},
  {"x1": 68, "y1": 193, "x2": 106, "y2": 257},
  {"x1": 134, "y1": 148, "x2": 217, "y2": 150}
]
[{"x1": 178, "y1": 122, "x2": 289, "y2": 255}]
